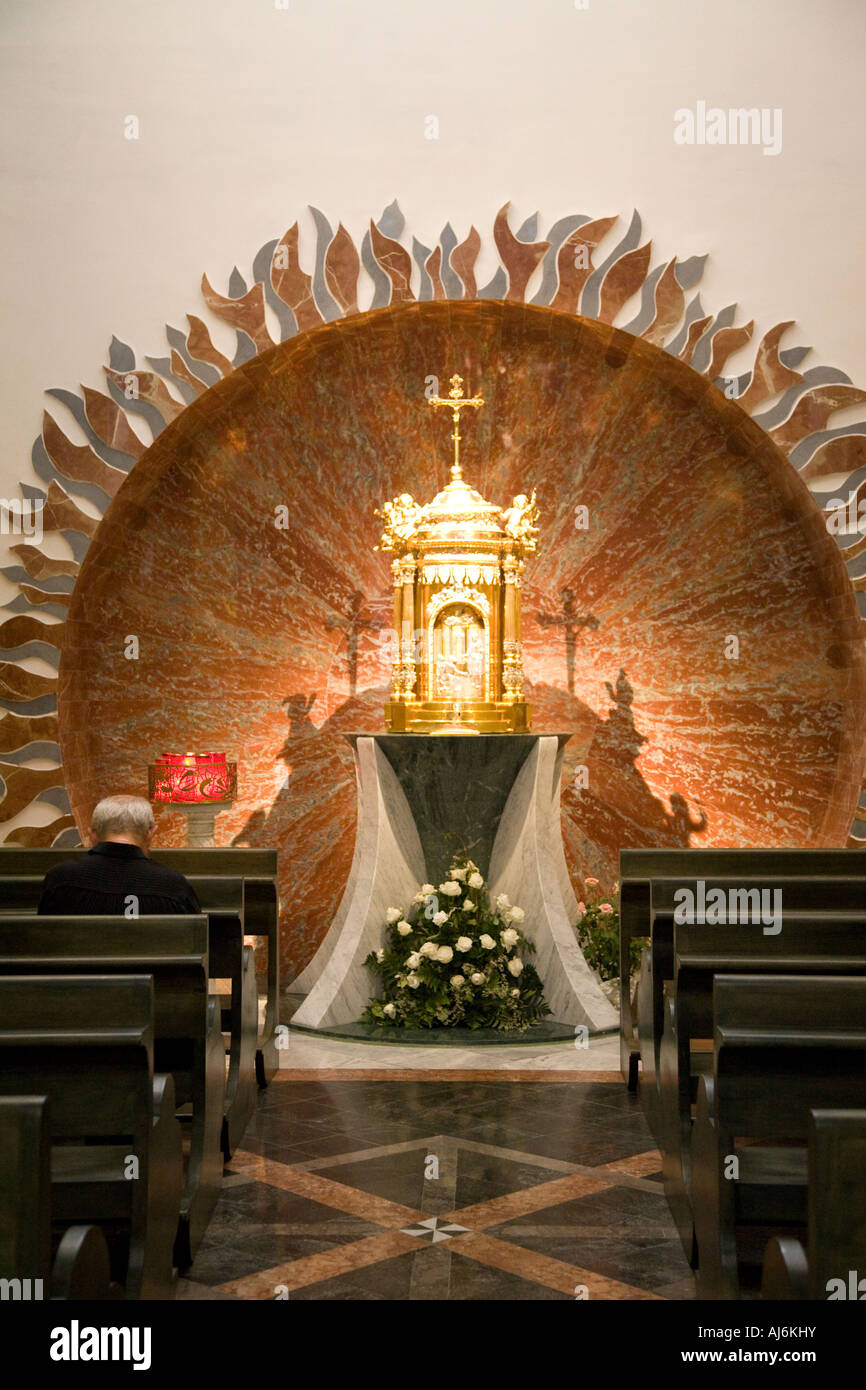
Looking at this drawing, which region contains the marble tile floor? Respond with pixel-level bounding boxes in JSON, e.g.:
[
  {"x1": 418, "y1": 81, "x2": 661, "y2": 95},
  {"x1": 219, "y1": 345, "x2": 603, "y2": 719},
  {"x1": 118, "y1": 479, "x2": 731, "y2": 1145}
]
[{"x1": 178, "y1": 1071, "x2": 695, "y2": 1301}]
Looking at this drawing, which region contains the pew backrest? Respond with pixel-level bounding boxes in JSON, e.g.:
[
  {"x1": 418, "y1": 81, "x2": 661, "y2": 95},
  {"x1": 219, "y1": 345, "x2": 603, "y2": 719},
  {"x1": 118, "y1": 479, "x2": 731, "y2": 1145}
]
[
  {"x1": 672, "y1": 914, "x2": 866, "y2": 1037},
  {"x1": 712, "y1": 974, "x2": 866, "y2": 1138},
  {"x1": 621, "y1": 850, "x2": 866, "y2": 879},
  {"x1": 621, "y1": 856, "x2": 866, "y2": 988},
  {"x1": 0, "y1": 916, "x2": 210, "y2": 1045},
  {"x1": 0, "y1": 973, "x2": 155, "y2": 1137},
  {"x1": 651, "y1": 875, "x2": 866, "y2": 916},
  {"x1": 0, "y1": 847, "x2": 276, "y2": 876},
  {"x1": 0, "y1": 875, "x2": 245, "y2": 914}
]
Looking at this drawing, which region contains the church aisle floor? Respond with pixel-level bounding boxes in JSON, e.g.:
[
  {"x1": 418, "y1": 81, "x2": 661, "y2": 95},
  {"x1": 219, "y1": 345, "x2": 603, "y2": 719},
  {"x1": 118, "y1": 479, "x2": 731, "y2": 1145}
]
[{"x1": 179, "y1": 1071, "x2": 695, "y2": 1301}]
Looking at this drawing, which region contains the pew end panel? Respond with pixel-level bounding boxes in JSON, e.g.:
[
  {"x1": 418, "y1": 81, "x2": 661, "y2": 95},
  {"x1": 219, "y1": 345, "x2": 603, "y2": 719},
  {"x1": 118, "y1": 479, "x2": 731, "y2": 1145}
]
[
  {"x1": 806, "y1": 1107, "x2": 866, "y2": 1300},
  {"x1": 50, "y1": 1224, "x2": 125, "y2": 1302},
  {"x1": 0, "y1": 918, "x2": 225, "y2": 1271},
  {"x1": 693, "y1": 975, "x2": 866, "y2": 1300},
  {"x1": 618, "y1": 877, "x2": 650, "y2": 1088},
  {"x1": 760, "y1": 1235, "x2": 810, "y2": 1301},
  {"x1": 0, "y1": 975, "x2": 181, "y2": 1299}
]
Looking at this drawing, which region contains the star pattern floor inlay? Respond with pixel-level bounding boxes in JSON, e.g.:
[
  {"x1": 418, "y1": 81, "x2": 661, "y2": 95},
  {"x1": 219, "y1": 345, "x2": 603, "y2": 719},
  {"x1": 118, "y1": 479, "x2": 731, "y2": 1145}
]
[{"x1": 400, "y1": 1217, "x2": 472, "y2": 1243}]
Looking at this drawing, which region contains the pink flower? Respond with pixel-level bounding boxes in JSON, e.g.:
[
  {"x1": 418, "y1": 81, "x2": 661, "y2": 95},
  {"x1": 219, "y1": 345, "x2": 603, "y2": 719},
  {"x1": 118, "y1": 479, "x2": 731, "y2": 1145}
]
[
  {"x1": 585, "y1": 877, "x2": 599, "y2": 887},
  {"x1": 599, "y1": 902, "x2": 613, "y2": 914},
  {"x1": 576, "y1": 901, "x2": 586, "y2": 915}
]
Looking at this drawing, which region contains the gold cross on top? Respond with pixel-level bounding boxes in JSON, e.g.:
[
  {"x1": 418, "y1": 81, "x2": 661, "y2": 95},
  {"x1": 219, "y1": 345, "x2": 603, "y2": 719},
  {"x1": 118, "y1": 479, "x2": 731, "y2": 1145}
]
[{"x1": 427, "y1": 373, "x2": 485, "y2": 480}]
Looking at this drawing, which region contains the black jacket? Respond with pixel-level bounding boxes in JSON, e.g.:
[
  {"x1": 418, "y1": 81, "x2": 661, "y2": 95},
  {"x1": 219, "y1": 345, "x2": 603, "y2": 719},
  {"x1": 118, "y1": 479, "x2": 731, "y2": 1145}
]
[{"x1": 37, "y1": 841, "x2": 201, "y2": 916}]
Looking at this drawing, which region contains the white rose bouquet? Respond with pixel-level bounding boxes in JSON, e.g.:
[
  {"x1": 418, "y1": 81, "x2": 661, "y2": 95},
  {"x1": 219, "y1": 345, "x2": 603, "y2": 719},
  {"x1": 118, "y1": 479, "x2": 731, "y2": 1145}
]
[{"x1": 362, "y1": 854, "x2": 549, "y2": 1032}]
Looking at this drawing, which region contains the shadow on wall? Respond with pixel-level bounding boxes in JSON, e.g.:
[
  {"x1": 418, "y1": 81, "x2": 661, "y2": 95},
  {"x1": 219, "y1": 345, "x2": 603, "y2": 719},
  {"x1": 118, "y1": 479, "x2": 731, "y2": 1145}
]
[
  {"x1": 536, "y1": 587, "x2": 600, "y2": 696},
  {"x1": 230, "y1": 686, "x2": 385, "y2": 980},
  {"x1": 230, "y1": 668, "x2": 708, "y2": 979},
  {"x1": 324, "y1": 591, "x2": 387, "y2": 698},
  {"x1": 556, "y1": 667, "x2": 708, "y2": 888}
]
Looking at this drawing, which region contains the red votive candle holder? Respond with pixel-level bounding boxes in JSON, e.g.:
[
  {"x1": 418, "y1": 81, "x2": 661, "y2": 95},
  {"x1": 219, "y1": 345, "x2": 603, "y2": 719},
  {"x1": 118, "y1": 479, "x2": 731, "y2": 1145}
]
[
  {"x1": 148, "y1": 752, "x2": 237, "y2": 847},
  {"x1": 148, "y1": 752, "x2": 237, "y2": 804}
]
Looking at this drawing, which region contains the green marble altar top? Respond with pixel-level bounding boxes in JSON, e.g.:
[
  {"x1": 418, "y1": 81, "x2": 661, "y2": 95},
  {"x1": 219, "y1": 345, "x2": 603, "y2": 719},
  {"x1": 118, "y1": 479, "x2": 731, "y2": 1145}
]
[{"x1": 346, "y1": 732, "x2": 571, "y2": 884}]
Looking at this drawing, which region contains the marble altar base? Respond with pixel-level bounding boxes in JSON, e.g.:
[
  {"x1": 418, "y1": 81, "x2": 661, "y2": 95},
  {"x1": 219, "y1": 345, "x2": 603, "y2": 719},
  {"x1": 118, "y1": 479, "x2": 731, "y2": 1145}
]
[{"x1": 290, "y1": 734, "x2": 618, "y2": 1035}]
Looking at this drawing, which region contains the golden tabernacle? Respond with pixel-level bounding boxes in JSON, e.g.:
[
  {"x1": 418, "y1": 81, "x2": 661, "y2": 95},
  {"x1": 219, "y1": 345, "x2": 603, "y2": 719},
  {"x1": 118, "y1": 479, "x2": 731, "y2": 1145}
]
[{"x1": 377, "y1": 374, "x2": 539, "y2": 734}]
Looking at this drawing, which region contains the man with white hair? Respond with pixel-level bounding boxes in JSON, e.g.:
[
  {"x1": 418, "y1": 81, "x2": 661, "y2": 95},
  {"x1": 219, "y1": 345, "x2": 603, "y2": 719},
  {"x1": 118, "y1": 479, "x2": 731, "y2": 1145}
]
[{"x1": 37, "y1": 794, "x2": 200, "y2": 915}]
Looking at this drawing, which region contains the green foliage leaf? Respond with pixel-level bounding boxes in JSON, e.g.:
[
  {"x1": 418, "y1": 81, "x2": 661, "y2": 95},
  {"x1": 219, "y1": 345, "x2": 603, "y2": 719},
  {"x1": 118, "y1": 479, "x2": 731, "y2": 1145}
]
[{"x1": 573, "y1": 886, "x2": 645, "y2": 982}]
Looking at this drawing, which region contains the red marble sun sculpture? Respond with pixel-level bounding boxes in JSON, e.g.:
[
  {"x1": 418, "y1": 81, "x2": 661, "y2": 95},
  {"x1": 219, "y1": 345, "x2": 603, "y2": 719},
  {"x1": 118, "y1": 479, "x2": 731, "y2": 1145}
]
[{"x1": 2, "y1": 202, "x2": 865, "y2": 980}]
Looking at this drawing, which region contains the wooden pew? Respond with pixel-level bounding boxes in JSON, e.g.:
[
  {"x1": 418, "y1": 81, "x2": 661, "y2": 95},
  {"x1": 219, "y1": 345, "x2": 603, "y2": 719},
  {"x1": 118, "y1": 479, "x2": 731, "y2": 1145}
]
[
  {"x1": 0, "y1": 876, "x2": 52, "y2": 912},
  {"x1": 618, "y1": 849, "x2": 865, "y2": 1089},
  {"x1": 761, "y1": 1108, "x2": 866, "y2": 1300},
  {"x1": 690, "y1": 974, "x2": 866, "y2": 1298},
  {"x1": 656, "y1": 909, "x2": 866, "y2": 1258},
  {"x1": 0, "y1": 917, "x2": 226, "y2": 1268},
  {"x1": 0, "y1": 845, "x2": 281, "y2": 1086},
  {"x1": 156, "y1": 850, "x2": 280, "y2": 1084},
  {"x1": 0, "y1": 1095, "x2": 122, "y2": 1300},
  {"x1": 185, "y1": 876, "x2": 258, "y2": 1156},
  {"x1": 634, "y1": 873, "x2": 866, "y2": 1128},
  {"x1": 0, "y1": 975, "x2": 182, "y2": 1298},
  {"x1": 0, "y1": 873, "x2": 261, "y2": 1156}
]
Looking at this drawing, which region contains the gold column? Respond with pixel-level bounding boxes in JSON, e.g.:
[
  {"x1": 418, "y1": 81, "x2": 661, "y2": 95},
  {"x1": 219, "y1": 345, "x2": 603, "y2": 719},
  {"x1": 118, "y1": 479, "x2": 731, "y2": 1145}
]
[
  {"x1": 399, "y1": 557, "x2": 417, "y2": 700},
  {"x1": 513, "y1": 561, "x2": 523, "y2": 654},
  {"x1": 420, "y1": 577, "x2": 431, "y2": 701},
  {"x1": 391, "y1": 558, "x2": 402, "y2": 700},
  {"x1": 502, "y1": 554, "x2": 522, "y2": 704},
  {"x1": 488, "y1": 578, "x2": 500, "y2": 702}
]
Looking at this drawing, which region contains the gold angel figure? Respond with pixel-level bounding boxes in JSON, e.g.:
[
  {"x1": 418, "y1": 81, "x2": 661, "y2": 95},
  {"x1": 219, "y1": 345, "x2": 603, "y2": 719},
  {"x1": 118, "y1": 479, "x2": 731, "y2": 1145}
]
[
  {"x1": 501, "y1": 489, "x2": 539, "y2": 549},
  {"x1": 375, "y1": 492, "x2": 424, "y2": 550}
]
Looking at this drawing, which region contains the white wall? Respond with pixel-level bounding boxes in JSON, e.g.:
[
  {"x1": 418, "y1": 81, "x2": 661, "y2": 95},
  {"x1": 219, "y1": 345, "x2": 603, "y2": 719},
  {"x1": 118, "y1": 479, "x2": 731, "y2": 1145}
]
[{"x1": 1, "y1": 0, "x2": 864, "y2": 555}]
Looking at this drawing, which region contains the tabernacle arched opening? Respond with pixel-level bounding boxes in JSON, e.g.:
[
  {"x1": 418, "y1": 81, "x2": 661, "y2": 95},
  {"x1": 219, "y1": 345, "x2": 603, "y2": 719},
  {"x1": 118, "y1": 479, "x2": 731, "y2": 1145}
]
[{"x1": 430, "y1": 603, "x2": 488, "y2": 703}]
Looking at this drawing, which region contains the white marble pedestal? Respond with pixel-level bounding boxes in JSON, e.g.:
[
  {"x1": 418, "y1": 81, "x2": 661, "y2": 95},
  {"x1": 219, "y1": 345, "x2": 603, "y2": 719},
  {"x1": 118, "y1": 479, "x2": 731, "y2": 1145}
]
[
  {"x1": 290, "y1": 734, "x2": 617, "y2": 1034},
  {"x1": 173, "y1": 800, "x2": 234, "y2": 847}
]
